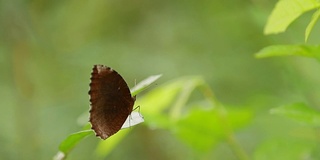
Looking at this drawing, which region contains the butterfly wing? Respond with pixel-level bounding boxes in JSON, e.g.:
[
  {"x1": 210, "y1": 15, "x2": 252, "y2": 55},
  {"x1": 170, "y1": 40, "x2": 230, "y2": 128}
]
[{"x1": 89, "y1": 65, "x2": 135, "y2": 140}]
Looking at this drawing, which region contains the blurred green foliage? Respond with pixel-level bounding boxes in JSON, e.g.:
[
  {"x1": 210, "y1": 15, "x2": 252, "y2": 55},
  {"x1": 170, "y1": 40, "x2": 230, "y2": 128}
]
[{"x1": 2, "y1": 0, "x2": 320, "y2": 160}]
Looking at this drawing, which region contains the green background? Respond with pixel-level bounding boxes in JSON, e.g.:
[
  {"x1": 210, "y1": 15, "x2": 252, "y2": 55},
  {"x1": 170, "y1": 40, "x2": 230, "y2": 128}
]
[{"x1": 1, "y1": 0, "x2": 320, "y2": 159}]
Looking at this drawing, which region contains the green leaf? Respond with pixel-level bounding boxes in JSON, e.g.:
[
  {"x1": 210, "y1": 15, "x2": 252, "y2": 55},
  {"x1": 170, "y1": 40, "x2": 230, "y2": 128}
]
[
  {"x1": 254, "y1": 138, "x2": 316, "y2": 160},
  {"x1": 270, "y1": 102, "x2": 320, "y2": 126},
  {"x1": 174, "y1": 108, "x2": 222, "y2": 152},
  {"x1": 305, "y1": 9, "x2": 320, "y2": 42},
  {"x1": 228, "y1": 108, "x2": 253, "y2": 129},
  {"x1": 130, "y1": 74, "x2": 162, "y2": 96},
  {"x1": 54, "y1": 130, "x2": 93, "y2": 160},
  {"x1": 264, "y1": 0, "x2": 320, "y2": 34},
  {"x1": 174, "y1": 107, "x2": 252, "y2": 152},
  {"x1": 255, "y1": 44, "x2": 320, "y2": 61},
  {"x1": 136, "y1": 76, "x2": 203, "y2": 128}
]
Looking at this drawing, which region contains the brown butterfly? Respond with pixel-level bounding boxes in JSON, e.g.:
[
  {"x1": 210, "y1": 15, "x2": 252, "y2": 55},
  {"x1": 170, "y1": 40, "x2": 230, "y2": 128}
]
[{"x1": 88, "y1": 65, "x2": 143, "y2": 140}]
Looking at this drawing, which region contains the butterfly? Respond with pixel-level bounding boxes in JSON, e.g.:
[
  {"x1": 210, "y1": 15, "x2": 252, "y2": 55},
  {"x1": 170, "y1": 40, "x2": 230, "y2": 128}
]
[{"x1": 89, "y1": 65, "x2": 143, "y2": 140}]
